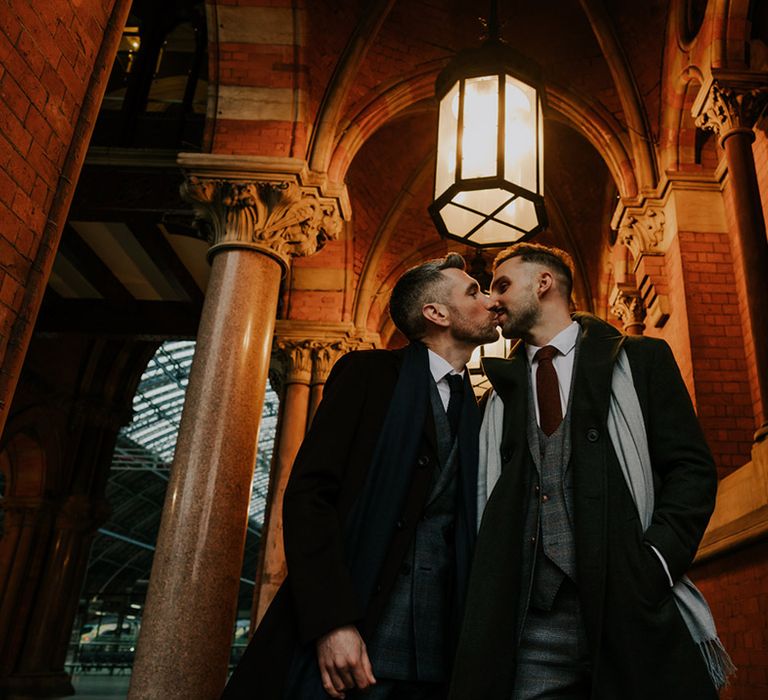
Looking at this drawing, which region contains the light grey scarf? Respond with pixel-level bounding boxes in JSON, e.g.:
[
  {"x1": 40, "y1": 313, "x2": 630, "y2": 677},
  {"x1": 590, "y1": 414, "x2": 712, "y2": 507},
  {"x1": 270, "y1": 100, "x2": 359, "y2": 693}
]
[{"x1": 477, "y1": 349, "x2": 736, "y2": 689}]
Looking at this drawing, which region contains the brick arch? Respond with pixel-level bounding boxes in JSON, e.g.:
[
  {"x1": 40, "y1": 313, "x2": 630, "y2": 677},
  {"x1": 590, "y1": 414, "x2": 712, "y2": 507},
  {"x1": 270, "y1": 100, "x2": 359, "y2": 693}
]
[{"x1": 330, "y1": 74, "x2": 639, "y2": 205}]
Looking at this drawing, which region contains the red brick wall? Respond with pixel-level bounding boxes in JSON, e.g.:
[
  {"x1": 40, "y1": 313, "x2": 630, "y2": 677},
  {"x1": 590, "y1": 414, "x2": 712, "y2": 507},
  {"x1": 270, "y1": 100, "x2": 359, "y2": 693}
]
[
  {"x1": 0, "y1": 0, "x2": 131, "y2": 436},
  {"x1": 677, "y1": 230, "x2": 754, "y2": 477},
  {"x1": 692, "y1": 541, "x2": 768, "y2": 698}
]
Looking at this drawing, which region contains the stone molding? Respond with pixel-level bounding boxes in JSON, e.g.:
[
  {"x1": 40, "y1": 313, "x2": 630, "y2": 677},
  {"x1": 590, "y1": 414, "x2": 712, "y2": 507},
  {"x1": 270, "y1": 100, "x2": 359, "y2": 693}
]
[
  {"x1": 609, "y1": 282, "x2": 646, "y2": 333},
  {"x1": 696, "y1": 439, "x2": 768, "y2": 562},
  {"x1": 270, "y1": 323, "x2": 380, "y2": 390},
  {"x1": 616, "y1": 206, "x2": 666, "y2": 260},
  {"x1": 692, "y1": 71, "x2": 768, "y2": 141},
  {"x1": 181, "y1": 178, "x2": 343, "y2": 269}
]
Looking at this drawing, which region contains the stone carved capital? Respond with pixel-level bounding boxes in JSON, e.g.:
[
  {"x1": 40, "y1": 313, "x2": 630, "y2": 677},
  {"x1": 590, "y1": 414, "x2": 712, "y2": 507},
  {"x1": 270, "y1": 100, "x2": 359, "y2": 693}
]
[
  {"x1": 617, "y1": 207, "x2": 665, "y2": 260},
  {"x1": 274, "y1": 340, "x2": 314, "y2": 386},
  {"x1": 309, "y1": 339, "x2": 374, "y2": 385},
  {"x1": 181, "y1": 177, "x2": 343, "y2": 268},
  {"x1": 694, "y1": 80, "x2": 768, "y2": 138},
  {"x1": 609, "y1": 283, "x2": 646, "y2": 334}
]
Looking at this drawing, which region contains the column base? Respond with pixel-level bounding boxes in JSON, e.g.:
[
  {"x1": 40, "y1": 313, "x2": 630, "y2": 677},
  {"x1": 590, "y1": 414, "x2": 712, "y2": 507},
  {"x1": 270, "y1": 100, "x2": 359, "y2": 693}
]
[{"x1": 0, "y1": 671, "x2": 74, "y2": 698}]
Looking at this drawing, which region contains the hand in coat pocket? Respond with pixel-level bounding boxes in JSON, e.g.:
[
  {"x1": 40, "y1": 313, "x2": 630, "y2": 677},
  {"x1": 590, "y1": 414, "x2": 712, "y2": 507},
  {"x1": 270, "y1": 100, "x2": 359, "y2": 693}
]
[{"x1": 636, "y1": 542, "x2": 672, "y2": 607}]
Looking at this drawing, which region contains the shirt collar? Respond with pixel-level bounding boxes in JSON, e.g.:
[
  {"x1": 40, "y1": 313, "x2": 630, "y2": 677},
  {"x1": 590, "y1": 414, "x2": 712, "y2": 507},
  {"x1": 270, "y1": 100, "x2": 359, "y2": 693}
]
[
  {"x1": 427, "y1": 348, "x2": 465, "y2": 383},
  {"x1": 525, "y1": 320, "x2": 580, "y2": 364}
]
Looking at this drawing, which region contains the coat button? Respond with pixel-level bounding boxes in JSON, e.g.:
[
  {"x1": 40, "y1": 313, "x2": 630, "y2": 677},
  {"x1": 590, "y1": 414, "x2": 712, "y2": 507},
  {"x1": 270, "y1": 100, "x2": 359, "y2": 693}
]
[
  {"x1": 530, "y1": 536, "x2": 537, "y2": 545},
  {"x1": 417, "y1": 455, "x2": 430, "y2": 467},
  {"x1": 586, "y1": 428, "x2": 600, "y2": 442},
  {"x1": 542, "y1": 494, "x2": 549, "y2": 503},
  {"x1": 396, "y1": 518, "x2": 407, "y2": 530}
]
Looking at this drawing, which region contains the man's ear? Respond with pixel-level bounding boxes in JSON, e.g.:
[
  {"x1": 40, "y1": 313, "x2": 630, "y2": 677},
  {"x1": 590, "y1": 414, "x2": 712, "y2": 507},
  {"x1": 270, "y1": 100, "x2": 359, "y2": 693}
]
[
  {"x1": 537, "y1": 270, "x2": 553, "y2": 297},
  {"x1": 422, "y1": 302, "x2": 450, "y2": 328}
]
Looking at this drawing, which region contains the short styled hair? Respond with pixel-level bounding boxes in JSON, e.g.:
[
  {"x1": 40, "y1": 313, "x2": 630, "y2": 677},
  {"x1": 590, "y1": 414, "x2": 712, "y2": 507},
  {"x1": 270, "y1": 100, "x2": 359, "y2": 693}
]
[
  {"x1": 493, "y1": 242, "x2": 574, "y2": 300},
  {"x1": 389, "y1": 253, "x2": 466, "y2": 340}
]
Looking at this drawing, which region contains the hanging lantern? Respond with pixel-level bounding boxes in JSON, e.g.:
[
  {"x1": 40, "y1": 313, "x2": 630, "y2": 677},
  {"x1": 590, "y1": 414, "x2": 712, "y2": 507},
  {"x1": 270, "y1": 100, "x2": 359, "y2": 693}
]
[{"x1": 429, "y1": 34, "x2": 547, "y2": 247}]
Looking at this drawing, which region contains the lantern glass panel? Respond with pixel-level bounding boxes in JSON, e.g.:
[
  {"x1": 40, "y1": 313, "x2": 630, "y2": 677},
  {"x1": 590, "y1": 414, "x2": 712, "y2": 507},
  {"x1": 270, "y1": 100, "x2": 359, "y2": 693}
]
[
  {"x1": 435, "y1": 82, "x2": 459, "y2": 198},
  {"x1": 504, "y1": 75, "x2": 537, "y2": 192},
  {"x1": 496, "y1": 197, "x2": 538, "y2": 231},
  {"x1": 461, "y1": 75, "x2": 498, "y2": 179},
  {"x1": 441, "y1": 202, "x2": 485, "y2": 237},
  {"x1": 454, "y1": 187, "x2": 511, "y2": 215},
  {"x1": 469, "y1": 219, "x2": 526, "y2": 245}
]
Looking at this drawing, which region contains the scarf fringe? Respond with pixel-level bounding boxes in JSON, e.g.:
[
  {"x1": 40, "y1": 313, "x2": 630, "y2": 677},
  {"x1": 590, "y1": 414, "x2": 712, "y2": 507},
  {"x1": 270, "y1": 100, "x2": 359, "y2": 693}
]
[{"x1": 699, "y1": 637, "x2": 737, "y2": 689}]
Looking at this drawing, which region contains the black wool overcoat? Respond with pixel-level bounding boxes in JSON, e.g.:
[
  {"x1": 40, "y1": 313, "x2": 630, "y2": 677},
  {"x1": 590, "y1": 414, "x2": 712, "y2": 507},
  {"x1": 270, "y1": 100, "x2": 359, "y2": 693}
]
[
  {"x1": 448, "y1": 313, "x2": 719, "y2": 700},
  {"x1": 223, "y1": 347, "x2": 478, "y2": 699}
]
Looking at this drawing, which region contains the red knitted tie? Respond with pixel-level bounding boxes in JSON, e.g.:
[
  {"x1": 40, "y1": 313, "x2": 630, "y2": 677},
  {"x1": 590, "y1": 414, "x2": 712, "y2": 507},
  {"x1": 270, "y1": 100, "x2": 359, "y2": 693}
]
[{"x1": 535, "y1": 345, "x2": 562, "y2": 436}]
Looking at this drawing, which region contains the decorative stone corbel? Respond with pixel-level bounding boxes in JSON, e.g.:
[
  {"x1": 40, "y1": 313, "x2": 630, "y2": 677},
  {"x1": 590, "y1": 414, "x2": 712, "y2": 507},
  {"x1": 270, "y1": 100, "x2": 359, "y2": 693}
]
[
  {"x1": 617, "y1": 206, "x2": 666, "y2": 260},
  {"x1": 609, "y1": 283, "x2": 646, "y2": 335}
]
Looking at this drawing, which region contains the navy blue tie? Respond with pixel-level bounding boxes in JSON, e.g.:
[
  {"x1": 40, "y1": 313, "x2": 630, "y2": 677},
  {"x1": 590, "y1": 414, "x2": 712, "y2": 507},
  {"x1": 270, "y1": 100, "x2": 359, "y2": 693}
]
[{"x1": 446, "y1": 374, "x2": 464, "y2": 439}]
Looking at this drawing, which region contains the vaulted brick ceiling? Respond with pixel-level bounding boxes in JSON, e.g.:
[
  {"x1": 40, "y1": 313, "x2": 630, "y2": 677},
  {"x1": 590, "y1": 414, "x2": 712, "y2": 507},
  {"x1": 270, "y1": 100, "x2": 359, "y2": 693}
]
[{"x1": 307, "y1": 0, "x2": 670, "y2": 333}]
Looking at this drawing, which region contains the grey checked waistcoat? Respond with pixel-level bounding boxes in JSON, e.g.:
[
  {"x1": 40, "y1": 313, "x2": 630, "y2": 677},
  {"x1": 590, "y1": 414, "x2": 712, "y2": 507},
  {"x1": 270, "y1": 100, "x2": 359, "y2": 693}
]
[
  {"x1": 366, "y1": 378, "x2": 458, "y2": 682},
  {"x1": 519, "y1": 349, "x2": 579, "y2": 621}
]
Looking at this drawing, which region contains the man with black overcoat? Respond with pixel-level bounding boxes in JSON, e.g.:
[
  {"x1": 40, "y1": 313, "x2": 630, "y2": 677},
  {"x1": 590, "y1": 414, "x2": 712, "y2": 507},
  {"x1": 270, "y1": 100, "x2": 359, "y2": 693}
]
[
  {"x1": 449, "y1": 243, "x2": 725, "y2": 699},
  {"x1": 223, "y1": 252, "x2": 499, "y2": 699}
]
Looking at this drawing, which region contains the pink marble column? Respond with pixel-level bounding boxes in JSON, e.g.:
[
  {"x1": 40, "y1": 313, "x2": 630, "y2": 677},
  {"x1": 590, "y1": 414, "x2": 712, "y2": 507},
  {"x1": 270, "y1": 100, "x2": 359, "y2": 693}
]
[
  {"x1": 128, "y1": 174, "x2": 342, "y2": 699},
  {"x1": 252, "y1": 341, "x2": 312, "y2": 625},
  {"x1": 128, "y1": 246, "x2": 281, "y2": 699}
]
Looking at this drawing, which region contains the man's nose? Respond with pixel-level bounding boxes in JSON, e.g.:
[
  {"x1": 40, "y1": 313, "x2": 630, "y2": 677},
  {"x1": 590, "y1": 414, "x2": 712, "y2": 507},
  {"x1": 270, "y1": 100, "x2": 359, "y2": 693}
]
[{"x1": 482, "y1": 294, "x2": 498, "y2": 311}]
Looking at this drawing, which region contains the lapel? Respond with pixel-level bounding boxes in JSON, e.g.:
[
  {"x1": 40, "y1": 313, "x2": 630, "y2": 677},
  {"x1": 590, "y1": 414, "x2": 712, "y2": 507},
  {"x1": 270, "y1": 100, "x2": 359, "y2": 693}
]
[
  {"x1": 393, "y1": 345, "x2": 439, "y2": 456},
  {"x1": 482, "y1": 340, "x2": 528, "y2": 468},
  {"x1": 569, "y1": 313, "x2": 626, "y2": 458}
]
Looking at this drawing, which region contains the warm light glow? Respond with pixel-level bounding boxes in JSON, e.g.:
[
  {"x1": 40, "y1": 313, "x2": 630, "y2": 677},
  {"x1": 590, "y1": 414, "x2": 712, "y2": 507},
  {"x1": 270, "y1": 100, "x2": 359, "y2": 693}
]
[{"x1": 460, "y1": 76, "x2": 499, "y2": 179}]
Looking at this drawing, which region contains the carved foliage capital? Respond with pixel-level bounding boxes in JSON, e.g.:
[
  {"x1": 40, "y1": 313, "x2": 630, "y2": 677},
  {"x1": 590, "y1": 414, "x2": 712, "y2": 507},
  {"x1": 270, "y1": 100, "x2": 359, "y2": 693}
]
[
  {"x1": 275, "y1": 340, "x2": 314, "y2": 385},
  {"x1": 617, "y1": 207, "x2": 665, "y2": 259},
  {"x1": 609, "y1": 283, "x2": 646, "y2": 332},
  {"x1": 695, "y1": 82, "x2": 768, "y2": 137},
  {"x1": 309, "y1": 339, "x2": 374, "y2": 385},
  {"x1": 181, "y1": 177, "x2": 343, "y2": 265}
]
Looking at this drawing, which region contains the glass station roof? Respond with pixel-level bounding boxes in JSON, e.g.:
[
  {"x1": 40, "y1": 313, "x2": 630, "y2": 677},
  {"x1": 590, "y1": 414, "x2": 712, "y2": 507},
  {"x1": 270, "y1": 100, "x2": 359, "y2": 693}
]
[
  {"x1": 84, "y1": 341, "x2": 278, "y2": 603},
  {"x1": 117, "y1": 340, "x2": 279, "y2": 526}
]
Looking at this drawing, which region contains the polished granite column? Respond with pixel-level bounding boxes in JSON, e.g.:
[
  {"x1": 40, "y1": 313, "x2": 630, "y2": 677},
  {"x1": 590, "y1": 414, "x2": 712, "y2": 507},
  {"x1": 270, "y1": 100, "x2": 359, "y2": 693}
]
[
  {"x1": 252, "y1": 339, "x2": 312, "y2": 624},
  {"x1": 128, "y1": 174, "x2": 342, "y2": 699},
  {"x1": 695, "y1": 75, "x2": 768, "y2": 440},
  {"x1": 307, "y1": 340, "x2": 349, "y2": 427}
]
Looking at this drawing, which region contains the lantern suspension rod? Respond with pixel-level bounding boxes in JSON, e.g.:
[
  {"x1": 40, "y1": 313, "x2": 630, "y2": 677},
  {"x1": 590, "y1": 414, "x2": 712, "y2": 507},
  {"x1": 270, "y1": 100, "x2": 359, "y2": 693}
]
[{"x1": 486, "y1": 0, "x2": 500, "y2": 42}]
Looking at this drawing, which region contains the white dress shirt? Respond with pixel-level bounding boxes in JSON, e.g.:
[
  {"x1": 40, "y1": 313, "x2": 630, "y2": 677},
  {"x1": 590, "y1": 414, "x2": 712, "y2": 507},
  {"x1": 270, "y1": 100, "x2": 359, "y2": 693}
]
[
  {"x1": 525, "y1": 321, "x2": 580, "y2": 427},
  {"x1": 428, "y1": 349, "x2": 465, "y2": 412}
]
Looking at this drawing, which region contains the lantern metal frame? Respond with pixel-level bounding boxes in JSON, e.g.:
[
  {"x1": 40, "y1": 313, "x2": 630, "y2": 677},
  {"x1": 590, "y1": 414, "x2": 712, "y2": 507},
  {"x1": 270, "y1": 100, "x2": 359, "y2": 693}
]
[{"x1": 429, "y1": 38, "x2": 548, "y2": 248}]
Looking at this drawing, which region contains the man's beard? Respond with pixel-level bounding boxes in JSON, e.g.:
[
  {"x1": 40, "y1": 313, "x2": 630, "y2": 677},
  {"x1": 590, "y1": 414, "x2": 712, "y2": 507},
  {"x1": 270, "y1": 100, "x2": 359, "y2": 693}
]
[
  {"x1": 449, "y1": 309, "x2": 500, "y2": 346},
  {"x1": 498, "y1": 288, "x2": 539, "y2": 339}
]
